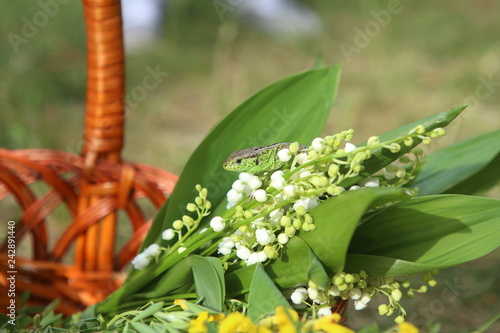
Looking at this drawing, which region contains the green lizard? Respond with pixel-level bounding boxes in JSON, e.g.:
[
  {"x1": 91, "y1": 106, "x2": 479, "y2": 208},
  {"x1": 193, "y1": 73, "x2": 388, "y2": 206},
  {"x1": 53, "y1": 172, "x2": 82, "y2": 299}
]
[{"x1": 223, "y1": 143, "x2": 308, "y2": 173}]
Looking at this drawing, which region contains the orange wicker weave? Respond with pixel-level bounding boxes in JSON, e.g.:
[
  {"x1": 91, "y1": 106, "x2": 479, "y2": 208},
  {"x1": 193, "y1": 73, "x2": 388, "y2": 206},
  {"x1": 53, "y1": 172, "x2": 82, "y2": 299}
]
[{"x1": 0, "y1": 0, "x2": 177, "y2": 315}]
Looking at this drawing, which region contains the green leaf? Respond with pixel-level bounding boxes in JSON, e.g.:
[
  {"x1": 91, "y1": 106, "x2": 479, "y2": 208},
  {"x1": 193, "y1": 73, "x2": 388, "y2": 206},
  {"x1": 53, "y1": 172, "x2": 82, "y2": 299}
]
[
  {"x1": 130, "y1": 322, "x2": 157, "y2": 333},
  {"x1": 247, "y1": 265, "x2": 291, "y2": 322},
  {"x1": 411, "y1": 130, "x2": 500, "y2": 196},
  {"x1": 191, "y1": 256, "x2": 225, "y2": 311},
  {"x1": 265, "y1": 237, "x2": 330, "y2": 290},
  {"x1": 348, "y1": 195, "x2": 500, "y2": 276},
  {"x1": 341, "y1": 105, "x2": 466, "y2": 188},
  {"x1": 225, "y1": 265, "x2": 255, "y2": 298},
  {"x1": 131, "y1": 302, "x2": 164, "y2": 322},
  {"x1": 144, "y1": 65, "x2": 342, "y2": 249},
  {"x1": 131, "y1": 256, "x2": 195, "y2": 300},
  {"x1": 299, "y1": 187, "x2": 414, "y2": 273}
]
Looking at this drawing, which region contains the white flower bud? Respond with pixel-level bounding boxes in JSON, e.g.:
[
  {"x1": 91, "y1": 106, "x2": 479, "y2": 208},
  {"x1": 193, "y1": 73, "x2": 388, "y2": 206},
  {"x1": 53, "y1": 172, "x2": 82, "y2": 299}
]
[
  {"x1": 290, "y1": 287, "x2": 308, "y2": 305},
  {"x1": 254, "y1": 189, "x2": 268, "y2": 202},
  {"x1": 143, "y1": 244, "x2": 161, "y2": 257},
  {"x1": 232, "y1": 179, "x2": 246, "y2": 192},
  {"x1": 210, "y1": 216, "x2": 225, "y2": 232},
  {"x1": 317, "y1": 307, "x2": 332, "y2": 317},
  {"x1": 359, "y1": 178, "x2": 380, "y2": 188},
  {"x1": 277, "y1": 148, "x2": 292, "y2": 162},
  {"x1": 283, "y1": 185, "x2": 296, "y2": 198},
  {"x1": 220, "y1": 236, "x2": 235, "y2": 248},
  {"x1": 299, "y1": 170, "x2": 311, "y2": 178},
  {"x1": 345, "y1": 142, "x2": 357, "y2": 153},
  {"x1": 255, "y1": 228, "x2": 275, "y2": 245},
  {"x1": 246, "y1": 251, "x2": 267, "y2": 265},
  {"x1": 131, "y1": 253, "x2": 150, "y2": 270},
  {"x1": 162, "y1": 228, "x2": 176, "y2": 241},
  {"x1": 247, "y1": 176, "x2": 262, "y2": 190},
  {"x1": 277, "y1": 233, "x2": 289, "y2": 244},
  {"x1": 270, "y1": 178, "x2": 285, "y2": 190},
  {"x1": 239, "y1": 172, "x2": 253, "y2": 182},
  {"x1": 227, "y1": 189, "x2": 244, "y2": 203},
  {"x1": 271, "y1": 170, "x2": 285, "y2": 181},
  {"x1": 297, "y1": 153, "x2": 309, "y2": 165},
  {"x1": 269, "y1": 209, "x2": 284, "y2": 222},
  {"x1": 236, "y1": 245, "x2": 251, "y2": 260},
  {"x1": 349, "y1": 288, "x2": 362, "y2": 300},
  {"x1": 293, "y1": 197, "x2": 320, "y2": 211},
  {"x1": 307, "y1": 287, "x2": 319, "y2": 301},
  {"x1": 329, "y1": 285, "x2": 340, "y2": 297},
  {"x1": 217, "y1": 246, "x2": 232, "y2": 255},
  {"x1": 354, "y1": 299, "x2": 368, "y2": 310},
  {"x1": 311, "y1": 137, "x2": 324, "y2": 152}
]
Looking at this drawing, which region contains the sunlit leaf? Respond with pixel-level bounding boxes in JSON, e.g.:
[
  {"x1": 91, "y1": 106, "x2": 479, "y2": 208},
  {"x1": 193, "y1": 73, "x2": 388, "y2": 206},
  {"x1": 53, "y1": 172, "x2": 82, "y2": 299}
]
[
  {"x1": 411, "y1": 130, "x2": 500, "y2": 195},
  {"x1": 300, "y1": 187, "x2": 413, "y2": 273},
  {"x1": 348, "y1": 195, "x2": 500, "y2": 276}
]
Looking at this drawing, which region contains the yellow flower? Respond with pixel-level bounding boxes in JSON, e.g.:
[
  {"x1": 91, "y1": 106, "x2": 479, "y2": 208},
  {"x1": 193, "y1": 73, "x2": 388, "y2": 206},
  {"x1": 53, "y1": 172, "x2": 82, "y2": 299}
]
[
  {"x1": 174, "y1": 299, "x2": 188, "y2": 310},
  {"x1": 304, "y1": 313, "x2": 354, "y2": 333},
  {"x1": 398, "y1": 322, "x2": 419, "y2": 333},
  {"x1": 188, "y1": 311, "x2": 225, "y2": 333},
  {"x1": 257, "y1": 306, "x2": 299, "y2": 332},
  {"x1": 275, "y1": 306, "x2": 300, "y2": 332},
  {"x1": 219, "y1": 312, "x2": 257, "y2": 333}
]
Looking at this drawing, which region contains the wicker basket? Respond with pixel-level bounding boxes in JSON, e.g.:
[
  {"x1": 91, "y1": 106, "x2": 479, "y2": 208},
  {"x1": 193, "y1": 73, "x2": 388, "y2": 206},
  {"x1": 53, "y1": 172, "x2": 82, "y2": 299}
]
[{"x1": 0, "y1": 0, "x2": 177, "y2": 315}]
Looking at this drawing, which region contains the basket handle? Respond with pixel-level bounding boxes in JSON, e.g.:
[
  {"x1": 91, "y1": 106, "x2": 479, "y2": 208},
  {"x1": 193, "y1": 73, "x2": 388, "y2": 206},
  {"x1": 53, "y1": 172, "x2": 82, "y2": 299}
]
[{"x1": 82, "y1": 0, "x2": 125, "y2": 171}]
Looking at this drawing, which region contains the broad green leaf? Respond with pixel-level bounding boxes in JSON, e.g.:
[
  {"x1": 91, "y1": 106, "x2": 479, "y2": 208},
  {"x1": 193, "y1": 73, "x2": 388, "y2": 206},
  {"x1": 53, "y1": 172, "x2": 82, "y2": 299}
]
[
  {"x1": 349, "y1": 195, "x2": 500, "y2": 273},
  {"x1": 411, "y1": 130, "x2": 500, "y2": 196},
  {"x1": 225, "y1": 265, "x2": 256, "y2": 298},
  {"x1": 445, "y1": 154, "x2": 500, "y2": 196},
  {"x1": 340, "y1": 105, "x2": 466, "y2": 188},
  {"x1": 247, "y1": 265, "x2": 291, "y2": 322},
  {"x1": 191, "y1": 256, "x2": 225, "y2": 311},
  {"x1": 299, "y1": 187, "x2": 414, "y2": 273},
  {"x1": 265, "y1": 237, "x2": 330, "y2": 289},
  {"x1": 144, "y1": 65, "x2": 342, "y2": 249}
]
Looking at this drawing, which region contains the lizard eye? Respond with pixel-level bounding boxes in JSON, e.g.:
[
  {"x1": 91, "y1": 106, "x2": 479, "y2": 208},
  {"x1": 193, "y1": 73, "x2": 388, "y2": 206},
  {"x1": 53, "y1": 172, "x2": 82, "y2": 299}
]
[
  {"x1": 255, "y1": 158, "x2": 260, "y2": 166},
  {"x1": 235, "y1": 158, "x2": 242, "y2": 165}
]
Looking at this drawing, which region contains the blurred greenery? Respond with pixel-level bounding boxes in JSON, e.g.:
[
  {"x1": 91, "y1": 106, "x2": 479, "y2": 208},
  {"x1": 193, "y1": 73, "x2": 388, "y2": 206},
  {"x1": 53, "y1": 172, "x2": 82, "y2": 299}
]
[{"x1": 1, "y1": 0, "x2": 498, "y2": 331}]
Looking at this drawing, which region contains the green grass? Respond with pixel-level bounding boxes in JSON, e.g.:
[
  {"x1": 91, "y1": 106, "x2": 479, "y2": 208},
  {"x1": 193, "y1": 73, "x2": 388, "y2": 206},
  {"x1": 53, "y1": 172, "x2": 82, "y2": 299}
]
[{"x1": 1, "y1": 0, "x2": 499, "y2": 331}]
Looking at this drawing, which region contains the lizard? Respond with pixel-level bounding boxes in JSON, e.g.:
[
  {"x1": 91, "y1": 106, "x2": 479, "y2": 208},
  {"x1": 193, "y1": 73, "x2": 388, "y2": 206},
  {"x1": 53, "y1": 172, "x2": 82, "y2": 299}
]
[{"x1": 223, "y1": 143, "x2": 308, "y2": 173}]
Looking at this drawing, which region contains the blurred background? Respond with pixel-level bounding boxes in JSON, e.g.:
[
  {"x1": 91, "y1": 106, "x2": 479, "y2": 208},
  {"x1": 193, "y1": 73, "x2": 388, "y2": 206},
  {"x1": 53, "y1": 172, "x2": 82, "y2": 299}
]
[{"x1": 1, "y1": 0, "x2": 498, "y2": 331}]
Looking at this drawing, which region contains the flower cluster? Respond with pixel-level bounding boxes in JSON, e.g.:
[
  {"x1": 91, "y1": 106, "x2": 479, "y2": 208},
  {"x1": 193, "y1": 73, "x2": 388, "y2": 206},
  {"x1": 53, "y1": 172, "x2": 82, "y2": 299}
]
[
  {"x1": 209, "y1": 126, "x2": 445, "y2": 267},
  {"x1": 289, "y1": 270, "x2": 437, "y2": 324}
]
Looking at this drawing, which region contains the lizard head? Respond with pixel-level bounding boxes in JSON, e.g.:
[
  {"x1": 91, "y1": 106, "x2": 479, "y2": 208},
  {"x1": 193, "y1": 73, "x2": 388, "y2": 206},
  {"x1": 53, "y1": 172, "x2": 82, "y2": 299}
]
[{"x1": 223, "y1": 151, "x2": 259, "y2": 172}]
